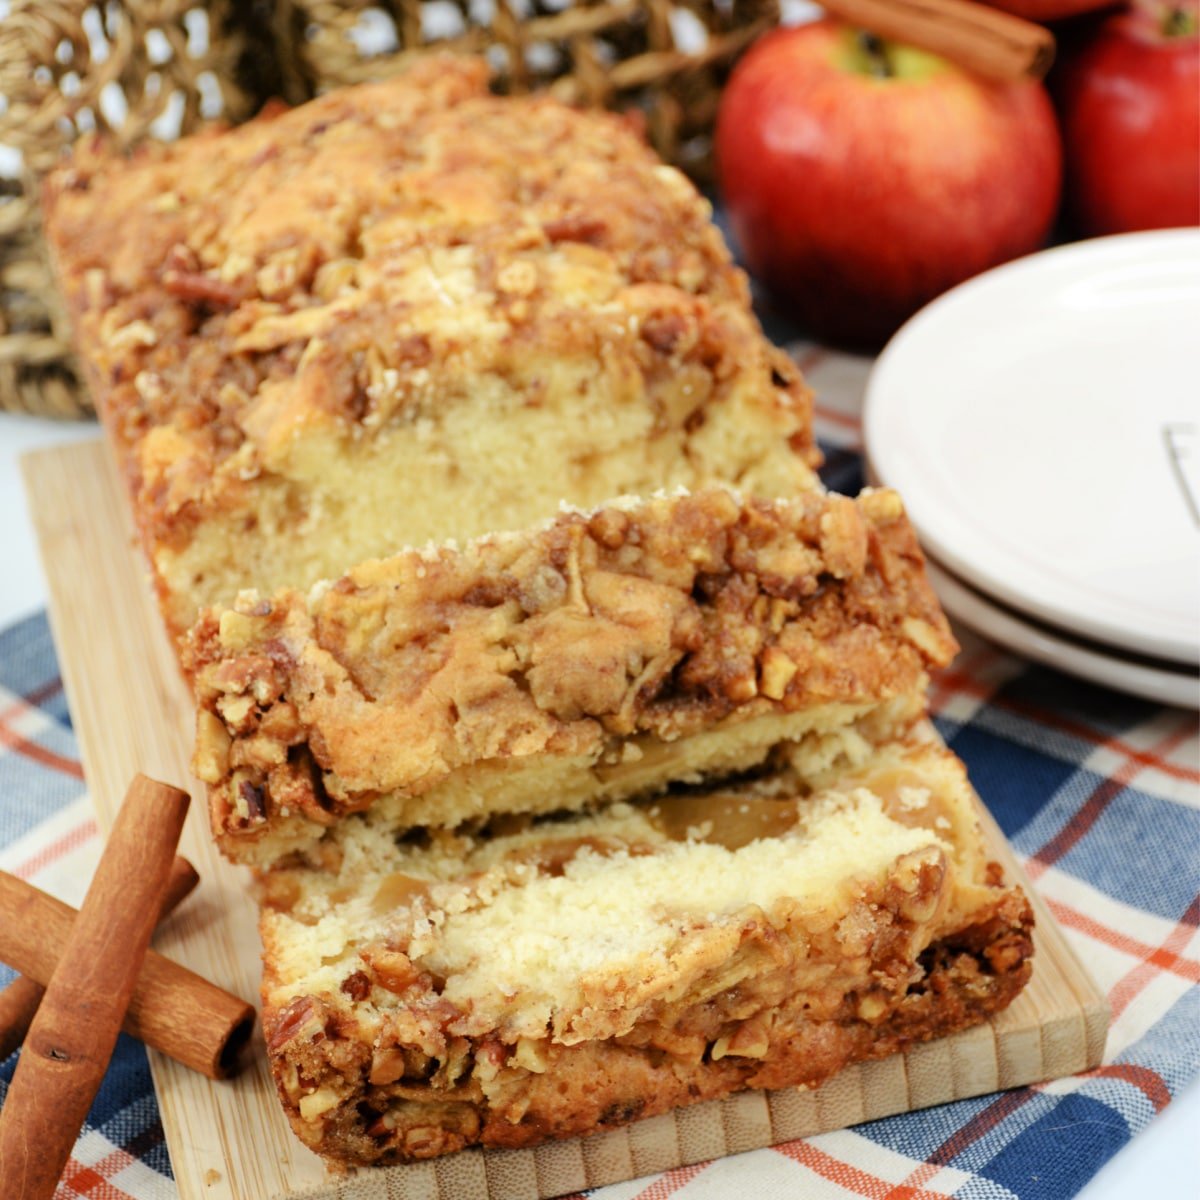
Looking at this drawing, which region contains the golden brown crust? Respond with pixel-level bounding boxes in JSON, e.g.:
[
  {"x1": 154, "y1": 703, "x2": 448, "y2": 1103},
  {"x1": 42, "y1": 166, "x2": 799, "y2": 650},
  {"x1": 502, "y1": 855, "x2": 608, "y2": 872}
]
[
  {"x1": 42, "y1": 57, "x2": 819, "y2": 641},
  {"x1": 187, "y1": 487, "x2": 957, "y2": 864}
]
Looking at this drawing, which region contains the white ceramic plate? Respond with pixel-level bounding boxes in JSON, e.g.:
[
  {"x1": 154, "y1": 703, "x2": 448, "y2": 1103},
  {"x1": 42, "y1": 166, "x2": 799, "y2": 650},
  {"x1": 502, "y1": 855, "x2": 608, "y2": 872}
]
[
  {"x1": 926, "y1": 558, "x2": 1198, "y2": 709},
  {"x1": 865, "y1": 230, "x2": 1200, "y2": 667}
]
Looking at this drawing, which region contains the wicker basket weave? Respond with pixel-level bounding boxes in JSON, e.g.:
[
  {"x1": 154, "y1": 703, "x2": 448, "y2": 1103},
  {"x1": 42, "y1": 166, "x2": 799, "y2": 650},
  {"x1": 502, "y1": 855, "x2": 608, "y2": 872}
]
[
  {"x1": 0, "y1": 0, "x2": 778, "y2": 418},
  {"x1": 0, "y1": 1, "x2": 265, "y2": 416}
]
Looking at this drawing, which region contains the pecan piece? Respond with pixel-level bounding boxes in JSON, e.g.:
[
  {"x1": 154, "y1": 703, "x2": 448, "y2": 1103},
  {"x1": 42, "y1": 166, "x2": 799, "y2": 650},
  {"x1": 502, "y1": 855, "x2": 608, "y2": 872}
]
[{"x1": 268, "y1": 996, "x2": 327, "y2": 1053}]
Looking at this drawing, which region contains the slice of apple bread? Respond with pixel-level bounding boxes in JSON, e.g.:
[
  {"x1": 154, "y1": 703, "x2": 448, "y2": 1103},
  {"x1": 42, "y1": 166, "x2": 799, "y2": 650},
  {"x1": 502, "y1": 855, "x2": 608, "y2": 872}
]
[
  {"x1": 259, "y1": 739, "x2": 1032, "y2": 1166},
  {"x1": 186, "y1": 486, "x2": 956, "y2": 867}
]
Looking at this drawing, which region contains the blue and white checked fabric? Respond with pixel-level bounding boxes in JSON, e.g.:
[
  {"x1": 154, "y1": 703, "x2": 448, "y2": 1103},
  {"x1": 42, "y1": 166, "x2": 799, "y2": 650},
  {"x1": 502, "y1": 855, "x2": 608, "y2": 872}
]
[{"x1": 0, "y1": 346, "x2": 1196, "y2": 1200}]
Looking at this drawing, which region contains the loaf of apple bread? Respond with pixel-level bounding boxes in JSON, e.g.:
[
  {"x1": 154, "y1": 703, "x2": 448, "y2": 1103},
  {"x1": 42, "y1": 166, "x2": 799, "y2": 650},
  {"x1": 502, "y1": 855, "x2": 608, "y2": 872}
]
[
  {"x1": 259, "y1": 739, "x2": 1032, "y2": 1166},
  {"x1": 42, "y1": 57, "x2": 818, "y2": 645},
  {"x1": 186, "y1": 486, "x2": 957, "y2": 867}
]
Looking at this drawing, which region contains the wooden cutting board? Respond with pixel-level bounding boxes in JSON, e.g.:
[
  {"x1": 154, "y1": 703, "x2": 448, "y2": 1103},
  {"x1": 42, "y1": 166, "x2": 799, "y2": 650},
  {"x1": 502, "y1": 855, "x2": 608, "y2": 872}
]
[{"x1": 23, "y1": 438, "x2": 1109, "y2": 1200}]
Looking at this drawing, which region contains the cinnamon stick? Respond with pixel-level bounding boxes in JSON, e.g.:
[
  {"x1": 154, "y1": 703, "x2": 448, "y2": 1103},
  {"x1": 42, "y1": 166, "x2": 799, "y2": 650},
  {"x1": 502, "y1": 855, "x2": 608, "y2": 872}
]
[
  {"x1": 820, "y1": 0, "x2": 1055, "y2": 81},
  {"x1": 0, "y1": 870, "x2": 254, "y2": 1079},
  {"x1": 0, "y1": 856, "x2": 199, "y2": 1063},
  {"x1": 0, "y1": 776, "x2": 189, "y2": 1200}
]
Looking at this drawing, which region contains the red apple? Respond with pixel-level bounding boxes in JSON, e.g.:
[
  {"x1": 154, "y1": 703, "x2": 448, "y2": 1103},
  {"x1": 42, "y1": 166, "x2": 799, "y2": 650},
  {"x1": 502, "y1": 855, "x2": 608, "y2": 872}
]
[
  {"x1": 1054, "y1": 2, "x2": 1200, "y2": 236},
  {"x1": 715, "y1": 21, "x2": 1062, "y2": 348}
]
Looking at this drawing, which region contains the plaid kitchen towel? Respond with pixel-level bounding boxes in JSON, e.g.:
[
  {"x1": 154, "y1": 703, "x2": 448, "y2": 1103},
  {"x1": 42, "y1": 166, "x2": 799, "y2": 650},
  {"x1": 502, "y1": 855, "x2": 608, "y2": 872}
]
[{"x1": 1, "y1": 347, "x2": 1197, "y2": 1200}]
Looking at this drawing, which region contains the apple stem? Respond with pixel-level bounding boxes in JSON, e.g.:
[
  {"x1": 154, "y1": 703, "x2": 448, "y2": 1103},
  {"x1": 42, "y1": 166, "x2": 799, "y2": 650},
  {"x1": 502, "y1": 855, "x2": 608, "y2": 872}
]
[
  {"x1": 1162, "y1": 5, "x2": 1197, "y2": 36},
  {"x1": 858, "y1": 31, "x2": 894, "y2": 79}
]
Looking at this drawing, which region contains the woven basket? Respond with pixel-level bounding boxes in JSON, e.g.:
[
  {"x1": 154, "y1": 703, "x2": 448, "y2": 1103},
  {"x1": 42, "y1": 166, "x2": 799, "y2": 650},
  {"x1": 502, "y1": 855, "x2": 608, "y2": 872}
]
[
  {"x1": 0, "y1": 0, "x2": 778, "y2": 419},
  {"x1": 0, "y1": 2, "x2": 268, "y2": 417}
]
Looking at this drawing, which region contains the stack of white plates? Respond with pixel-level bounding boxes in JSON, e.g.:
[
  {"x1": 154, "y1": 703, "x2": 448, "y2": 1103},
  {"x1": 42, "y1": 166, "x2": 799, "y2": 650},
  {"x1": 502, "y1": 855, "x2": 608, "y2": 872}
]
[{"x1": 864, "y1": 230, "x2": 1200, "y2": 709}]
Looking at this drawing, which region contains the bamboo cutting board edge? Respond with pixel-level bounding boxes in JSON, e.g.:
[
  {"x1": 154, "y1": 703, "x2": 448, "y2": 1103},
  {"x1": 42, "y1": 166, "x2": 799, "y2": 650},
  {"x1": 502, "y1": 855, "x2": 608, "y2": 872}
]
[{"x1": 23, "y1": 438, "x2": 1109, "y2": 1200}]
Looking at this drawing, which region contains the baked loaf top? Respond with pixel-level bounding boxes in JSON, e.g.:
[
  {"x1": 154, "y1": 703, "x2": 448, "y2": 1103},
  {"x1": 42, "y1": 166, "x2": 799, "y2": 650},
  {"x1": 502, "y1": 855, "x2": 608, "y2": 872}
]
[
  {"x1": 187, "y1": 486, "x2": 957, "y2": 865},
  {"x1": 260, "y1": 740, "x2": 1032, "y2": 1164},
  {"x1": 43, "y1": 57, "x2": 819, "y2": 640}
]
